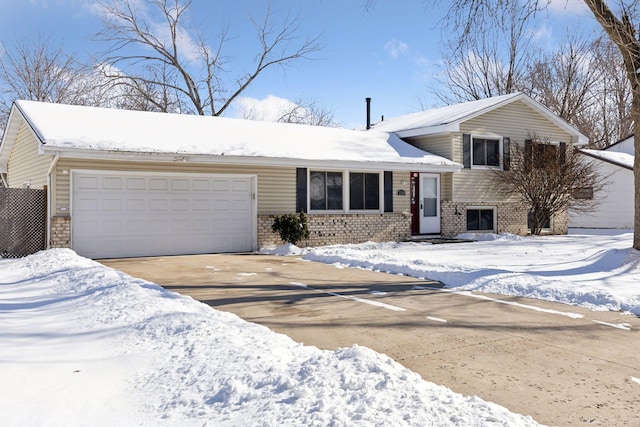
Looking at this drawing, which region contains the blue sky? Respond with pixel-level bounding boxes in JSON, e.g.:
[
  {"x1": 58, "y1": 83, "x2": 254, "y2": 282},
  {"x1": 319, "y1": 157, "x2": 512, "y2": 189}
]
[{"x1": 0, "y1": 0, "x2": 594, "y2": 128}]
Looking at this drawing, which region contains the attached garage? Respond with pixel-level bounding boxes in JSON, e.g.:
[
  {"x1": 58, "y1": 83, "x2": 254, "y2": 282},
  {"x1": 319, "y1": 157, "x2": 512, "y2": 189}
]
[{"x1": 72, "y1": 171, "x2": 256, "y2": 259}]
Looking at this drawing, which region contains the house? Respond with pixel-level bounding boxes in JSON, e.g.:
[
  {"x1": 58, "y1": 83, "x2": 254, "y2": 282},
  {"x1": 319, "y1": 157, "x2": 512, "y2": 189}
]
[
  {"x1": 0, "y1": 100, "x2": 461, "y2": 259},
  {"x1": 569, "y1": 136, "x2": 635, "y2": 229},
  {"x1": 371, "y1": 92, "x2": 588, "y2": 237}
]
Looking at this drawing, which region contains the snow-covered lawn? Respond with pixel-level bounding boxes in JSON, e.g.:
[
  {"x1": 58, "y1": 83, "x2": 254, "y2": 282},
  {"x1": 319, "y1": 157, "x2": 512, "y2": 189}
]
[
  {"x1": 1, "y1": 249, "x2": 541, "y2": 426},
  {"x1": 2, "y1": 229, "x2": 637, "y2": 426},
  {"x1": 299, "y1": 229, "x2": 640, "y2": 315}
]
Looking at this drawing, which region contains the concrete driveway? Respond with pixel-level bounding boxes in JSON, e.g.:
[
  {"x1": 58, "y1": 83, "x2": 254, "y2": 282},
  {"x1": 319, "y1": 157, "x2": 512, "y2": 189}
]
[{"x1": 101, "y1": 253, "x2": 640, "y2": 427}]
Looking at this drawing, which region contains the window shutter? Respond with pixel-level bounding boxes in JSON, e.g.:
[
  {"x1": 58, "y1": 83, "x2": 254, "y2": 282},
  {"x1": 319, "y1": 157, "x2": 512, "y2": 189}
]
[
  {"x1": 524, "y1": 139, "x2": 532, "y2": 173},
  {"x1": 503, "y1": 137, "x2": 510, "y2": 171},
  {"x1": 559, "y1": 142, "x2": 566, "y2": 164},
  {"x1": 296, "y1": 168, "x2": 307, "y2": 213},
  {"x1": 463, "y1": 134, "x2": 471, "y2": 168},
  {"x1": 384, "y1": 171, "x2": 393, "y2": 212}
]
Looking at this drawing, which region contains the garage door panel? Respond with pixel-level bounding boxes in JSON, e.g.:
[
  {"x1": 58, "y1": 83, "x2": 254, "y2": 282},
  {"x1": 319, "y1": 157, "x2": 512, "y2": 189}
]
[
  {"x1": 126, "y1": 178, "x2": 146, "y2": 190},
  {"x1": 103, "y1": 177, "x2": 123, "y2": 190},
  {"x1": 73, "y1": 172, "x2": 254, "y2": 258}
]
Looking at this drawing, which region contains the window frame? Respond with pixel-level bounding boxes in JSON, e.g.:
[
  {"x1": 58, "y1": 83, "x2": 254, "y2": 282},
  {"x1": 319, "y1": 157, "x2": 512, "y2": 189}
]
[
  {"x1": 307, "y1": 169, "x2": 384, "y2": 214},
  {"x1": 466, "y1": 206, "x2": 497, "y2": 233},
  {"x1": 309, "y1": 170, "x2": 344, "y2": 212},
  {"x1": 349, "y1": 171, "x2": 381, "y2": 211},
  {"x1": 470, "y1": 135, "x2": 503, "y2": 170}
]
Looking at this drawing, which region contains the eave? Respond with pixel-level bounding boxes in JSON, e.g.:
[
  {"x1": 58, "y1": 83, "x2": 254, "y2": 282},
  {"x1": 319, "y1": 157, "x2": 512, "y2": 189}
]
[{"x1": 40, "y1": 146, "x2": 463, "y2": 173}]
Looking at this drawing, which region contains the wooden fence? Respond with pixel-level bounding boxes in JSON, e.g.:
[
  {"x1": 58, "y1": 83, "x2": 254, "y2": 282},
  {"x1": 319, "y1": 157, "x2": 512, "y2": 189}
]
[{"x1": 0, "y1": 188, "x2": 47, "y2": 258}]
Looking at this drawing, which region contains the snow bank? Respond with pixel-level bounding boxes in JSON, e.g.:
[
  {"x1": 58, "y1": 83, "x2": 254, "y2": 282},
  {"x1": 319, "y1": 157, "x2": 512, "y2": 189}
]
[
  {"x1": 304, "y1": 230, "x2": 640, "y2": 315},
  {"x1": 0, "y1": 249, "x2": 541, "y2": 426}
]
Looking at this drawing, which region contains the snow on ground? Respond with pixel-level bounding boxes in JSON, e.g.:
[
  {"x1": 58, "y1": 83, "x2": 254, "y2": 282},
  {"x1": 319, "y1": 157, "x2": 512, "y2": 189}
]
[
  {"x1": 0, "y1": 249, "x2": 541, "y2": 427},
  {"x1": 300, "y1": 229, "x2": 640, "y2": 315}
]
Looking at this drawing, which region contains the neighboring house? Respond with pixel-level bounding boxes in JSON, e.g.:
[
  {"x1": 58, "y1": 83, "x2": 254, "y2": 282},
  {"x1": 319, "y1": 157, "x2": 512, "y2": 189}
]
[
  {"x1": 372, "y1": 92, "x2": 588, "y2": 237},
  {"x1": 0, "y1": 100, "x2": 461, "y2": 259},
  {"x1": 569, "y1": 137, "x2": 635, "y2": 229}
]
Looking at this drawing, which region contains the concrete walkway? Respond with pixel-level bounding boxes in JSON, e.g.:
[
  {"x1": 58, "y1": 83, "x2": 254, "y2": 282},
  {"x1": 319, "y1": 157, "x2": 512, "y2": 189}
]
[{"x1": 101, "y1": 253, "x2": 640, "y2": 426}]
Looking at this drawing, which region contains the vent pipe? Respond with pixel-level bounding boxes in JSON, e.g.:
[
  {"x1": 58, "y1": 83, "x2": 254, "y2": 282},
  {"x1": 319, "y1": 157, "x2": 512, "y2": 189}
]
[{"x1": 366, "y1": 97, "x2": 372, "y2": 130}]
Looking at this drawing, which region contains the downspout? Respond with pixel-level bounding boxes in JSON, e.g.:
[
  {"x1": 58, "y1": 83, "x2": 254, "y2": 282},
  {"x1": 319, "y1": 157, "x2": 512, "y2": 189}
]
[
  {"x1": 0, "y1": 172, "x2": 7, "y2": 188},
  {"x1": 46, "y1": 153, "x2": 59, "y2": 250}
]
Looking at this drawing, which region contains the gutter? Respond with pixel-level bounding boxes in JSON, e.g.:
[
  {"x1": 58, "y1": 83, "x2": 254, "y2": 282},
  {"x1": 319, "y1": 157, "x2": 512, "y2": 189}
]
[
  {"x1": 46, "y1": 153, "x2": 60, "y2": 249},
  {"x1": 39, "y1": 147, "x2": 463, "y2": 173}
]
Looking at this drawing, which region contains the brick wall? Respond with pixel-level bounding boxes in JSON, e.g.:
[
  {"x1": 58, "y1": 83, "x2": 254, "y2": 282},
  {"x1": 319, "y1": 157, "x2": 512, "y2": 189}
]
[
  {"x1": 258, "y1": 213, "x2": 412, "y2": 248},
  {"x1": 50, "y1": 216, "x2": 71, "y2": 248},
  {"x1": 441, "y1": 201, "x2": 568, "y2": 238}
]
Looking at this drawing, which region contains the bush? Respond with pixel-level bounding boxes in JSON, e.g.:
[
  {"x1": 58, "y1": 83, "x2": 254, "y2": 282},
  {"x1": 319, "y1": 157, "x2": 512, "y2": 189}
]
[{"x1": 271, "y1": 212, "x2": 310, "y2": 245}]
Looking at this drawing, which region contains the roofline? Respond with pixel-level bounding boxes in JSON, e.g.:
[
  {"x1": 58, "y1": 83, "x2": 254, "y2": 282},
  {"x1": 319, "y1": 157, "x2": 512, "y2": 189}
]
[
  {"x1": 606, "y1": 133, "x2": 633, "y2": 150},
  {"x1": 579, "y1": 149, "x2": 633, "y2": 171},
  {"x1": 41, "y1": 146, "x2": 463, "y2": 173},
  {"x1": 387, "y1": 93, "x2": 589, "y2": 145},
  {"x1": 0, "y1": 102, "x2": 46, "y2": 173},
  {"x1": 394, "y1": 123, "x2": 459, "y2": 138}
]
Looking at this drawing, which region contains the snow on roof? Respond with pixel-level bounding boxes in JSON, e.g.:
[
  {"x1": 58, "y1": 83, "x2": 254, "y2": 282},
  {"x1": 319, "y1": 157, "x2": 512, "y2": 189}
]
[
  {"x1": 370, "y1": 93, "x2": 523, "y2": 133},
  {"x1": 580, "y1": 149, "x2": 634, "y2": 170},
  {"x1": 370, "y1": 92, "x2": 588, "y2": 145},
  {"x1": 13, "y1": 100, "x2": 460, "y2": 169}
]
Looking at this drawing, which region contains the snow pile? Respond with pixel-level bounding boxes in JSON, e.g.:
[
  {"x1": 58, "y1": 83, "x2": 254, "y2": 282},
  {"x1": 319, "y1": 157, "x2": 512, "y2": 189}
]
[
  {"x1": 261, "y1": 242, "x2": 307, "y2": 256},
  {"x1": 304, "y1": 230, "x2": 640, "y2": 315},
  {"x1": 0, "y1": 249, "x2": 542, "y2": 427},
  {"x1": 455, "y1": 232, "x2": 523, "y2": 242}
]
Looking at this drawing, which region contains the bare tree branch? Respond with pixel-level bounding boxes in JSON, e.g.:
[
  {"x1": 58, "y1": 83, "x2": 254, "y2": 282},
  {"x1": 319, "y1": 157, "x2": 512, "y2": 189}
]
[{"x1": 94, "y1": 0, "x2": 321, "y2": 116}]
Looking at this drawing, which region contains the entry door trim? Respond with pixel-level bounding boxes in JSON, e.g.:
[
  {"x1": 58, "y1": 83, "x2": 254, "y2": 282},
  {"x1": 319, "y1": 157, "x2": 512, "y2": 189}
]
[{"x1": 419, "y1": 173, "x2": 440, "y2": 234}]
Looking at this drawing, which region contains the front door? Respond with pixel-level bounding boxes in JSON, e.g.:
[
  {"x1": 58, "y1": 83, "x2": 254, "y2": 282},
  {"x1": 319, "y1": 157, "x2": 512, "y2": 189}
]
[{"x1": 419, "y1": 173, "x2": 440, "y2": 234}]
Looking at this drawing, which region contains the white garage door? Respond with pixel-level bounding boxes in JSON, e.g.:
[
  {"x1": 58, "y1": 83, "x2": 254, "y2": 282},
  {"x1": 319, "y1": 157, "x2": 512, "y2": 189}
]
[{"x1": 72, "y1": 171, "x2": 255, "y2": 258}]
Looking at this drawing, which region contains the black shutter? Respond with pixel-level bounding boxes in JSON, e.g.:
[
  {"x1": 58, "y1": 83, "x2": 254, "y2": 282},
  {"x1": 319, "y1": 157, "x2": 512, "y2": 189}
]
[
  {"x1": 384, "y1": 171, "x2": 393, "y2": 212},
  {"x1": 296, "y1": 168, "x2": 307, "y2": 213},
  {"x1": 503, "y1": 137, "x2": 510, "y2": 171},
  {"x1": 524, "y1": 139, "x2": 532, "y2": 173},
  {"x1": 559, "y1": 142, "x2": 566, "y2": 164},
  {"x1": 463, "y1": 134, "x2": 471, "y2": 168}
]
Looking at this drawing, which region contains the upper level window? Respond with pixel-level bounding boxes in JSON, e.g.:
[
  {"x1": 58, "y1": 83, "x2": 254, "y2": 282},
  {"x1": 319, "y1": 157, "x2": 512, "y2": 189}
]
[
  {"x1": 310, "y1": 171, "x2": 343, "y2": 210},
  {"x1": 473, "y1": 138, "x2": 501, "y2": 167},
  {"x1": 349, "y1": 172, "x2": 380, "y2": 210}
]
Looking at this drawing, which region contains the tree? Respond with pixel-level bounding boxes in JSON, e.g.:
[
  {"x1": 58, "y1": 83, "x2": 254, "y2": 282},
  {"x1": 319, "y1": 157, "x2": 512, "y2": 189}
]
[
  {"x1": 0, "y1": 37, "x2": 100, "y2": 128},
  {"x1": 275, "y1": 97, "x2": 340, "y2": 127},
  {"x1": 494, "y1": 138, "x2": 607, "y2": 235},
  {"x1": 94, "y1": 0, "x2": 321, "y2": 117},
  {"x1": 432, "y1": 0, "x2": 537, "y2": 103},
  {"x1": 427, "y1": 0, "x2": 640, "y2": 249}
]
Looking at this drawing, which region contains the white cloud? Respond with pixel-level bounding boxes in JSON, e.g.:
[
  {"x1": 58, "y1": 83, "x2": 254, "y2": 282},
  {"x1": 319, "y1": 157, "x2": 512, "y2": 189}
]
[
  {"x1": 384, "y1": 38, "x2": 409, "y2": 59},
  {"x1": 231, "y1": 95, "x2": 300, "y2": 122},
  {"x1": 548, "y1": 0, "x2": 588, "y2": 15}
]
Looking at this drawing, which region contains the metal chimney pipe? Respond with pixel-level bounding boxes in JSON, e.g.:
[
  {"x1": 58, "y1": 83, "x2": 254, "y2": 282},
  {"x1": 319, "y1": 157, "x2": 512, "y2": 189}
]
[{"x1": 366, "y1": 97, "x2": 371, "y2": 130}]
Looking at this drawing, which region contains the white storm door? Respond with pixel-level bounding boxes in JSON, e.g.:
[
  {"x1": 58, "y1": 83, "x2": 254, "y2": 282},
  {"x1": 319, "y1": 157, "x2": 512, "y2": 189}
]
[{"x1": 419, "y1": 173, "x2": 440, "y2": 234}]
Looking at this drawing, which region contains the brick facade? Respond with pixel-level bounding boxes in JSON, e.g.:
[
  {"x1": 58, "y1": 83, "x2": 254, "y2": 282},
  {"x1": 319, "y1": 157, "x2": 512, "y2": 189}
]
[
  {"x1": 258, "y1": 213, "x2": 412, "y2": 248},
  {"x1": 441, "y1": 201, "x2": 568, "y2": 238},
  {"x1": 50, "y1": 216, "x2": 71, "y2": 248}
]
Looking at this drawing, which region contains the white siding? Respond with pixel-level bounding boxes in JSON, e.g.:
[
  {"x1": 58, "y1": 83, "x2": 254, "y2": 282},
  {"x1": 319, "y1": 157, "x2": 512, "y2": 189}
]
[
  {"x1": 6, "y1": 121, "x2": 51, "y2": 189},
  {"x1": 569, "y1": 161, "x2": 634, "y2": 229}
]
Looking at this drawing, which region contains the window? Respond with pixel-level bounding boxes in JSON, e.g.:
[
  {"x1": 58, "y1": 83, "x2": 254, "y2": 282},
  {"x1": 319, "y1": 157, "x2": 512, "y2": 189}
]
[
  {"x1": 528, "y1": 210, "x2": 551, "y2": 229},
  {"x1": 467, "y1": 208, "x2": 495, "y2": 232},
  {"x1": 574, "y1": 187, "x2": 594, "y2": 200},
  {"x1": 473, "y1": 138, "x2": 500, "y2": 167},
  {"x1": 525, "y1": 140, "x2": 565, "y2": 170},
  {"x1": 310, "y1": 171, "x2": 343, "y2": 210},
  {"x1": 349, "y1": 172, "x2": 380, "y2": 210}
]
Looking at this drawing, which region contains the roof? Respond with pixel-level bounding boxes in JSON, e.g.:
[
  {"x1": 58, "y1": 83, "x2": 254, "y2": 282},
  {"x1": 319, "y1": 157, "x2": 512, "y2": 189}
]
[
  {"x1": 371, "y1": 92, "x2": 588, "y2": 145},
  {"x1": 580, "y1": 149, "x2": 634, "y2": 171},
  {"x1": 0, "y1": 100, "x2": 461, "y2": 172},
  {"x1": 605, "y1": 134, "x2": 635, "y2": 155}
]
